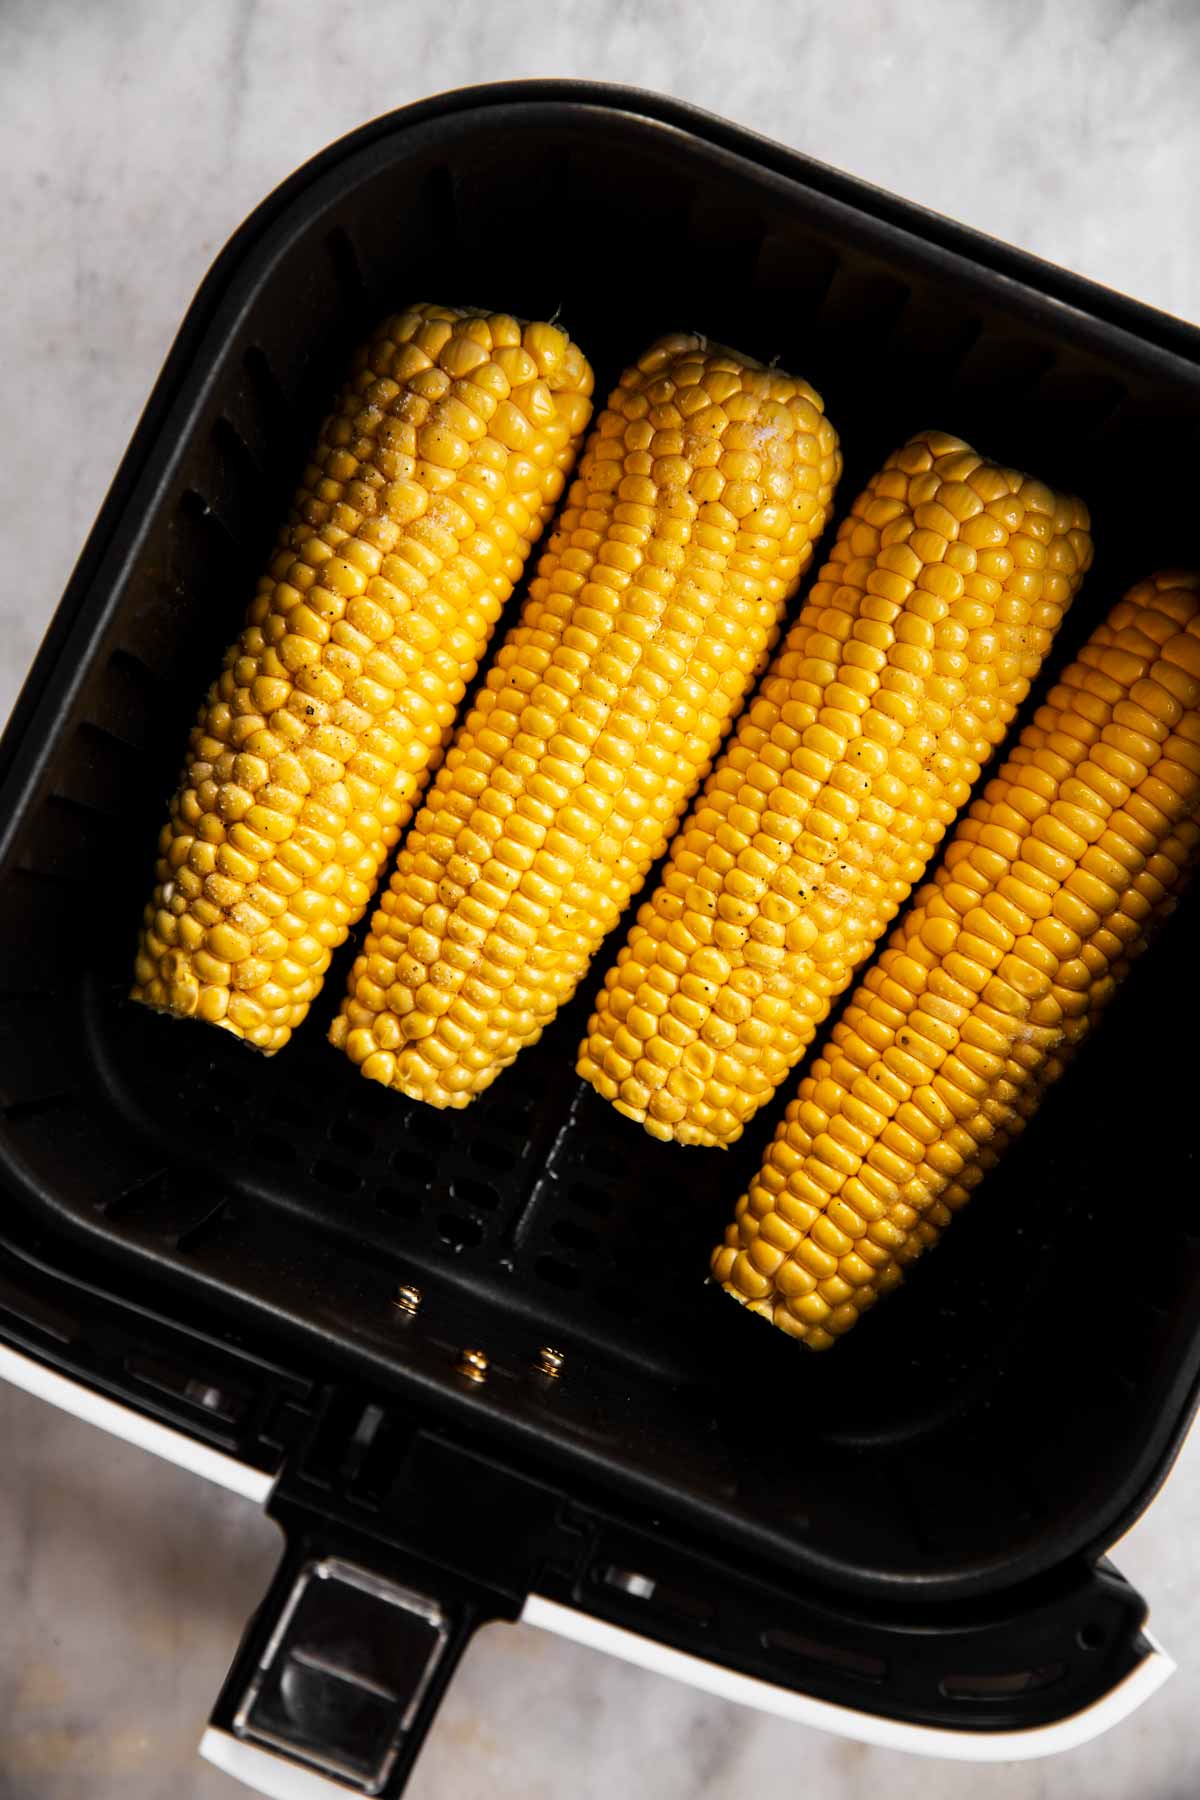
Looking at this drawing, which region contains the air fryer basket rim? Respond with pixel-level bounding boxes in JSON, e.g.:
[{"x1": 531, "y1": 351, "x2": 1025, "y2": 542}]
[{"x1": 4, "y1": 72, "x2": 1198, "y2": 797}]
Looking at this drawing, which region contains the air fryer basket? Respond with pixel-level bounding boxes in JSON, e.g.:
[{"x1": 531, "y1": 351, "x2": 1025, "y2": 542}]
[{"x1": 1, "y1": 83, "x2": 1198, "y2": 1780}]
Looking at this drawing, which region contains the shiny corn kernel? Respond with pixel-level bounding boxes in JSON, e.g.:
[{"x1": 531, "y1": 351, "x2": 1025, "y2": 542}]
[
  {"x1": 331, "y1": 336, "x2": 841, "y2": 1104},
  {"x1": 579, "y1": 433, "x2": 1092, "y2": 1145},
  {"x1": 716, "y1": 574, "x2": 1200, "y2": 1346},
  {"x1": 133, "y1": 305, "x2": 594, "y2": 1051}
]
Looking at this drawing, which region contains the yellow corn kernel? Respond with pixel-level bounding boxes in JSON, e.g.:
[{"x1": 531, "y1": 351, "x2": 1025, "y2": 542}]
[
  {"x1": 714, "y1": 574, "x2": 1200, "y2": 1346},
  {"x1": 133, "y1": 305, "x2": 594, "y2": 1051},
  {"x1": 579, "y1": 432, "x2": 1092, "y2": 1145},
  {"x1": 331, "y1": 335, "x2": 841, "y2": 1103}
]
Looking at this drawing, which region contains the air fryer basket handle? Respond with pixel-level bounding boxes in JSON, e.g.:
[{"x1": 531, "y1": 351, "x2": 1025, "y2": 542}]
[
  {"x1": 201, "y1": 1521, "x2": 1175, "y2": 1793},
  {"x1": 204, "y1": 1520, "x2": 515, "y2": 1798},
  {"x1": 0, "y1": 1330, "x2": 1177, "y2": 1778}
]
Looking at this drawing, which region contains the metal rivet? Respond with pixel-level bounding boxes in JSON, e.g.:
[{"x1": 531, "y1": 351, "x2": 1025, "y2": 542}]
[
  {"x1": 535, "y1": 1346, "x2": 565, "y2": 1379},
  {"x1": 456, "y1": 1348, "x2": 489, "y2": 1384},
  {"x1": 393, "y1": 1283, "x2": 423, "y2": 1316}
]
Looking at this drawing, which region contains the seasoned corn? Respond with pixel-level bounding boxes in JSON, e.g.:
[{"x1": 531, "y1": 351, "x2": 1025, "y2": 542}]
[
  {"x1": 578, "y1": 432, "x2": 1092, "y2": 1145},
  {"x1": 714, "y1": 573, "x2": 1200, "y2": 1347},
  {"x1": 133, "y1": 304, "x2": 594, "y2": 1051},
  {"x1": 331, "y1": 334, "x2": 841, "y2": 1103}
]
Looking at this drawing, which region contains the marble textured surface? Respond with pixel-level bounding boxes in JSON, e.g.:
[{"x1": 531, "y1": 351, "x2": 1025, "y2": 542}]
[{"x1": 3, "y1": 0, "x2": 1200, "y2": 1795}]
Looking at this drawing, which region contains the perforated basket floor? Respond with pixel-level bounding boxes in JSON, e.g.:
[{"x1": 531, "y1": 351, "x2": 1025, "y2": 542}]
[{"x1": 2, "y1": 86, "x2": 1200, "y2": 1602}]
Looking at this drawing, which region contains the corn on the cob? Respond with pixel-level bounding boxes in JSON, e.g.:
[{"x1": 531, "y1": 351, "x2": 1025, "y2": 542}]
[
  {"x1": 714, "y1": 573, "x2": 1200, "y2": 1348},
  {"x1": 133, "y1": 304, "x2": 594, "y2": 1052},
  {"x1": 732, "y1": 812, "x2": 1200, "y2": 1340},
  {"x1": 330, "y1": 334, "x2": 841, "y2": 1103},
  {"x1": 578, "y1": 432, "x2": 1092, "y2": 1146}
]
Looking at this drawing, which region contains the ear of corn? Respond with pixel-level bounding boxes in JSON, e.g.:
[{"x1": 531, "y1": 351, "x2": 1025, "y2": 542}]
[
  {"x1": 577, "y1": 432, "x2": 1093, "y2": 1146},
  {"x1": 734, "y1": 812, "x2": 1200, "y2": 1342},
  {"x1": 330, "y1": 335, "x2": 842, "y2": 1104},
  {"x1": 133, "y1": 304, "x2": 594, "y2": 1052},
  {"x1": 714, "y1": 573, "x2": 1200, "y2": 1348}
]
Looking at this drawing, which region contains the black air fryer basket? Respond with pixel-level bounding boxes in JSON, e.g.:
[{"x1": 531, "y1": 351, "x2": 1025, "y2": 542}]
[{"x1": 2, "y1": 82, "x2": 1198, "y2": 1793}]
